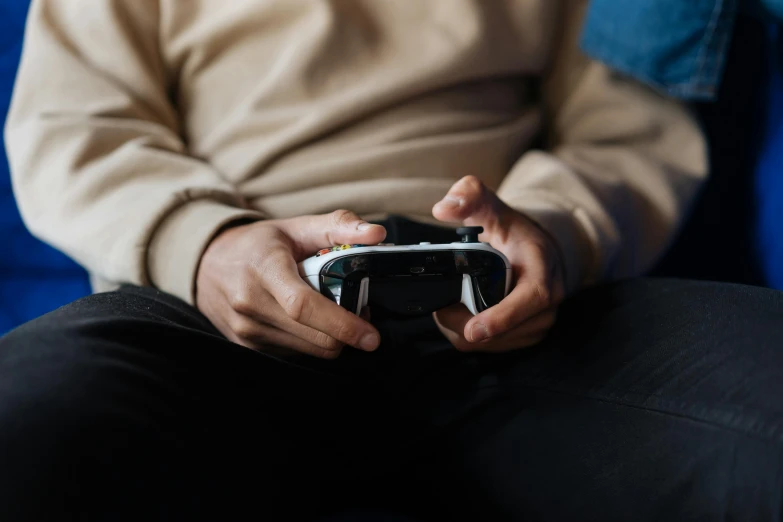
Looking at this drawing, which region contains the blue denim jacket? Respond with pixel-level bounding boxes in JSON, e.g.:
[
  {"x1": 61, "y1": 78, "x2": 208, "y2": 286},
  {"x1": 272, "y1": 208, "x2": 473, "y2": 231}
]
[{"x1": 580, "y1": 0, "x2": 783, "y2": 101}]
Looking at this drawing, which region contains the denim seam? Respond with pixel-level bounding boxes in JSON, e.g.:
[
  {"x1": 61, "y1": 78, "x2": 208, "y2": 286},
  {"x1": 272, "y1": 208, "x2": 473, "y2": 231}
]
[
  {"x1": 694, "y1": 0, "x2": 737, "y2": 94},
  {"x1": 582, "y1": 51, "x2": 717, "y2": 101},
  {"x1": 579, "y1": 0, "x2": 737, "y2": 100},
  {"x1": 488, "y1": 380, "x2": 783, "y2": 445},
  {"x1": 710, "y1": 0, "x2": 737, "y2": 88},
  {"x1": 692, "y1": 0, "x2": 725, "y2": 91}
]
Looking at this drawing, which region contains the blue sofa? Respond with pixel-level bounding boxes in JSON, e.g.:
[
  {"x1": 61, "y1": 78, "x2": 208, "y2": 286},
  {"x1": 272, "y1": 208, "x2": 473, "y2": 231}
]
[
  {"x1": 0, "y1": 1, "x2": 91, "y2": 334},
  {"x1": 1, "y1": 7, "x2": 780, "y2": 336}
]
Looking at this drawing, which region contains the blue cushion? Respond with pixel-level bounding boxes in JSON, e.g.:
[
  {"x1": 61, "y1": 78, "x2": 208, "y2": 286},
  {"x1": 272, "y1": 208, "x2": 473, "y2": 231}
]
[
  {"x1": 755, "y1": 25, "x2": 783, "y2": 290},
  {"x1": 0, "y1": 1, "x2": 91, "y2": 335}
]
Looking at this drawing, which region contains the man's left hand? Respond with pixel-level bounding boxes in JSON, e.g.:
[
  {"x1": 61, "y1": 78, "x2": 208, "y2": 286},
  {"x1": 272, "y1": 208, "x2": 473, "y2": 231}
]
[{"x1": 432, "y1": 176, "x2": 566, "y2": 352}]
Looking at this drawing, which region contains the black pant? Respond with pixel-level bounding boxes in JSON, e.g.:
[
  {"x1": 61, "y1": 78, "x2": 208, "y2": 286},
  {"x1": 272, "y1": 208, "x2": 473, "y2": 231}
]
[{"x1": 2, "y1": 222, "x2": 783, "y2": 521}]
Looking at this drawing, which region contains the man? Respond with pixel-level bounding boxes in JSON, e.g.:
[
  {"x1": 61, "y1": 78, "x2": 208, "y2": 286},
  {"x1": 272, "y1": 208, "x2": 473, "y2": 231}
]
[{"x1": 2, "y1": 1, "x2": 782, "y2": 521}]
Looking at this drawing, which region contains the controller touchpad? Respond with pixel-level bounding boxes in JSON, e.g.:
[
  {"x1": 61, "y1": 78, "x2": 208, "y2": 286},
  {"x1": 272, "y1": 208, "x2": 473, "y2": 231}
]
[{"x1": 368, "y1": 277, "x2": 462, "y2": 316}]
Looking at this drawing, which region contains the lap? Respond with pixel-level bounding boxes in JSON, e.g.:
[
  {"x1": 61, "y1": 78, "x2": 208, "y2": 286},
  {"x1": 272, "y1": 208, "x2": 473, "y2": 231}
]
[
  {"x1": 2, "y1": 278, "x2": 783, "y2": 521},
  {"x1": 0, "y1": 286, "x2": 414, "y2": 521},
  {"x1": 507, "y1": 277, "x2": 783, "y2": 430},
  {"x1": 425, "y1": 278, "x2": 783, "y2": 521}
]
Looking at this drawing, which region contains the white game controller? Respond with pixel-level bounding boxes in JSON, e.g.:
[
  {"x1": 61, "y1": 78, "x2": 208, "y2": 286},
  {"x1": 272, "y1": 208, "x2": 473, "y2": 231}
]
[{"x1": 298, "y1": 227, "x2": 512, "y2": 316}]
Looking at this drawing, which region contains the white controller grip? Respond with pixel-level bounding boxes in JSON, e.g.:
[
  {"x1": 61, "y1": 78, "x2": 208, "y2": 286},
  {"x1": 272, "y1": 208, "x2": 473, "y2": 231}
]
[{"x1": 461, "y1": 274, "x2": 479, "y2": 315}]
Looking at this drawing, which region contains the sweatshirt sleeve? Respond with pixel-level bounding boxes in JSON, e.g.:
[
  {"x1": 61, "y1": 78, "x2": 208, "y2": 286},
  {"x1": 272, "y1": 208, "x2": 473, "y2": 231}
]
[
  {"x1": 3, "y1": 0, "x2": 264, "y2": 305},
  {"x1": 496, "y1": 0, "x2": 708, "y2": 294}
]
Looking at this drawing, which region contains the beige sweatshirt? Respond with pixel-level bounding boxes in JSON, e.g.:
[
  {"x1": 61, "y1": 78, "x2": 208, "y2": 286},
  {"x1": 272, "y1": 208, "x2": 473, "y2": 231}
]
[{"x1": 5, "y1": 0, "x2": 706, "y2": 306}]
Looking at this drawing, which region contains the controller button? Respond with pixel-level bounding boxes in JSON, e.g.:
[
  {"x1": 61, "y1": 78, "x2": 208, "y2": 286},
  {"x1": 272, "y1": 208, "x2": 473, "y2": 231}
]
[
  {"x1": 316, "y1": 248, "x2": 332, "y2": 257},
  {"x1": 419, "y1": 242, "x2": 431, "y2": 245}
]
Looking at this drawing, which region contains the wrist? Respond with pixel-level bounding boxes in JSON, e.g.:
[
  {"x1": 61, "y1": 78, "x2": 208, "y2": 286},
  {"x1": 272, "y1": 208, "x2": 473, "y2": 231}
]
[
  {"x1": 503, "y1": 199, "x2": 594, "y2": 296},
  {"x1": 195, "y1": 215, "x2": 264, "y2": 299},
  {"x1": 522, "y1": 211, "x2": 567, "y2": 283},
  {"x1": 147, "y1": 201, "x2": 264, "y2": 305}
]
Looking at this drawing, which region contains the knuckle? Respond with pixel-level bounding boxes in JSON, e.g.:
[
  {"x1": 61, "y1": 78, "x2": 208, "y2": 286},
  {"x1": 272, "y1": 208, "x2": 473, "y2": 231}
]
[
  {"x1": 460, "y1": 175, "x2": 484, "y2": 195},
  {"x1": 333, "y1": 320, "x2": 360, "y2": 345},
  {"x1": 531, "y1": 281, "x2": 552, "y2": 309},
  {"x1": 258, "y1": 250, "x2": 290, "y2": 274},
  {"x1": 283, "y1": 290, "x2": 308, "y2": 322},
  {"x1": 330, "y1": 209, "x2": 356, "y2": 227},
  {"x1": 229, "y1": 316, "x2": 257, "y2": 341},
  {"x1": 312, "y1": 330, "x2": 344, "y2": 351},
  {"x1": 229, "y1": 286, "x2": 254, "y2": 315}
]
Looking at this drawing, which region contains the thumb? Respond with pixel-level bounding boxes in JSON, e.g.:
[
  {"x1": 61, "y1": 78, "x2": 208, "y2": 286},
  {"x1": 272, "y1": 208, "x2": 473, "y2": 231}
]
[
  {"x1": 281, "y1": 209, "x2": 387, "y2": 257},
  {"x1": 432, "y1": 176, "x2": 509, "y2": 231}
]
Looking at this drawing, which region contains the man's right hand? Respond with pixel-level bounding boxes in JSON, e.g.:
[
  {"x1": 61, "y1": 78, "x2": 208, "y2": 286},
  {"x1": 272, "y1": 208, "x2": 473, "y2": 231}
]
[{"x1": 195, "y1": 210, "x2": 387, "y2": 359}]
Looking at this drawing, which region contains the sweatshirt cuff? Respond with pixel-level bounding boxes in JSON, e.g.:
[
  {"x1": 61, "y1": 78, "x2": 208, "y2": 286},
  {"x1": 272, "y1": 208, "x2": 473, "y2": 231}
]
[
  {"x1": 502, "y1": 194, "x2": 598, "y2": 295},
  {"x1": 147, "y1": 200, "x2": 264, "y2": 305}
]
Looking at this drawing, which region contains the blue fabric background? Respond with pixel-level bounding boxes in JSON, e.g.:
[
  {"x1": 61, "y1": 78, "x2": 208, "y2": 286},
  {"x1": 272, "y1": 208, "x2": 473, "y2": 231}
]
[
  {"x1": 1, "y1": 0, "x2": 91, "y2": 335},
  {"x1": 756, "y1": 25, "x2": 783, "y2": 289}
]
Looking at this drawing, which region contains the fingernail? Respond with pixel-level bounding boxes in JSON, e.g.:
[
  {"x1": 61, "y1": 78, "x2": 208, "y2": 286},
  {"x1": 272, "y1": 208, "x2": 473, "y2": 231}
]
[
  {"x1": 359, "y1": 332, "x2": 380, "y2": 351},
  {"x1": 469, "y1": 323, "x2": 489, "y2": 343},
  {"x1": 357, "y1": 222, "x2": 373, "y2": 231},
  {"x1": 437, "y1": 196, "x2": 462, "y2": 209}
]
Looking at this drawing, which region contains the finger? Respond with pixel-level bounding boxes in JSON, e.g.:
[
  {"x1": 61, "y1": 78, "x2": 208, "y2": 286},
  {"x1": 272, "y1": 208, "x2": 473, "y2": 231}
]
[
  {"x1": 226, "y1": 285, "x2": 347, "y2": 352},
  {"x1": 226, "y1": 313, "x2": 344, "y2": 360},
  {"x1": 198, "y1": 297, "x2": 304, "y2": 358},
  {"x1": 279, "y1": 209, "x2": 387, "y2": 258},
  {"x1": 434, "y1": 305, "x2": 555, "y2": 353},
  {"x1": 432, "y1": 175, "x2": 510, "y2": 233},
  {"x1": 465, "y1": 245, "x2": 559, "y2": 341},
  {"x1": 435, "y1": 303, "x2": 556, "y2": 343},
  {"x1": 228, "y1": 248, "x2": 380, "y2": 351},
  {"x1": 257, "y1": 252, "x2": 382, "y2": 351}
]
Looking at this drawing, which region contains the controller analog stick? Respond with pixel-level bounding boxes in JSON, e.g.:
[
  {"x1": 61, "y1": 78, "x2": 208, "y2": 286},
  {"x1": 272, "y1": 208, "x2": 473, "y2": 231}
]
[{"x1": 456, "y1": 226, "x2": 484, "y2": 243}]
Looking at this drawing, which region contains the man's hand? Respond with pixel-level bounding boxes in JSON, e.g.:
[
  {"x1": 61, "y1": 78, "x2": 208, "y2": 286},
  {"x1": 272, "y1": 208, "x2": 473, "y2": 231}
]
[
  {"x1": 196, "y1": 210, "x2": 387, "y2": 359},
  {"x1": 432, "y1": 176, "x2": 566, "y2": 352}
]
